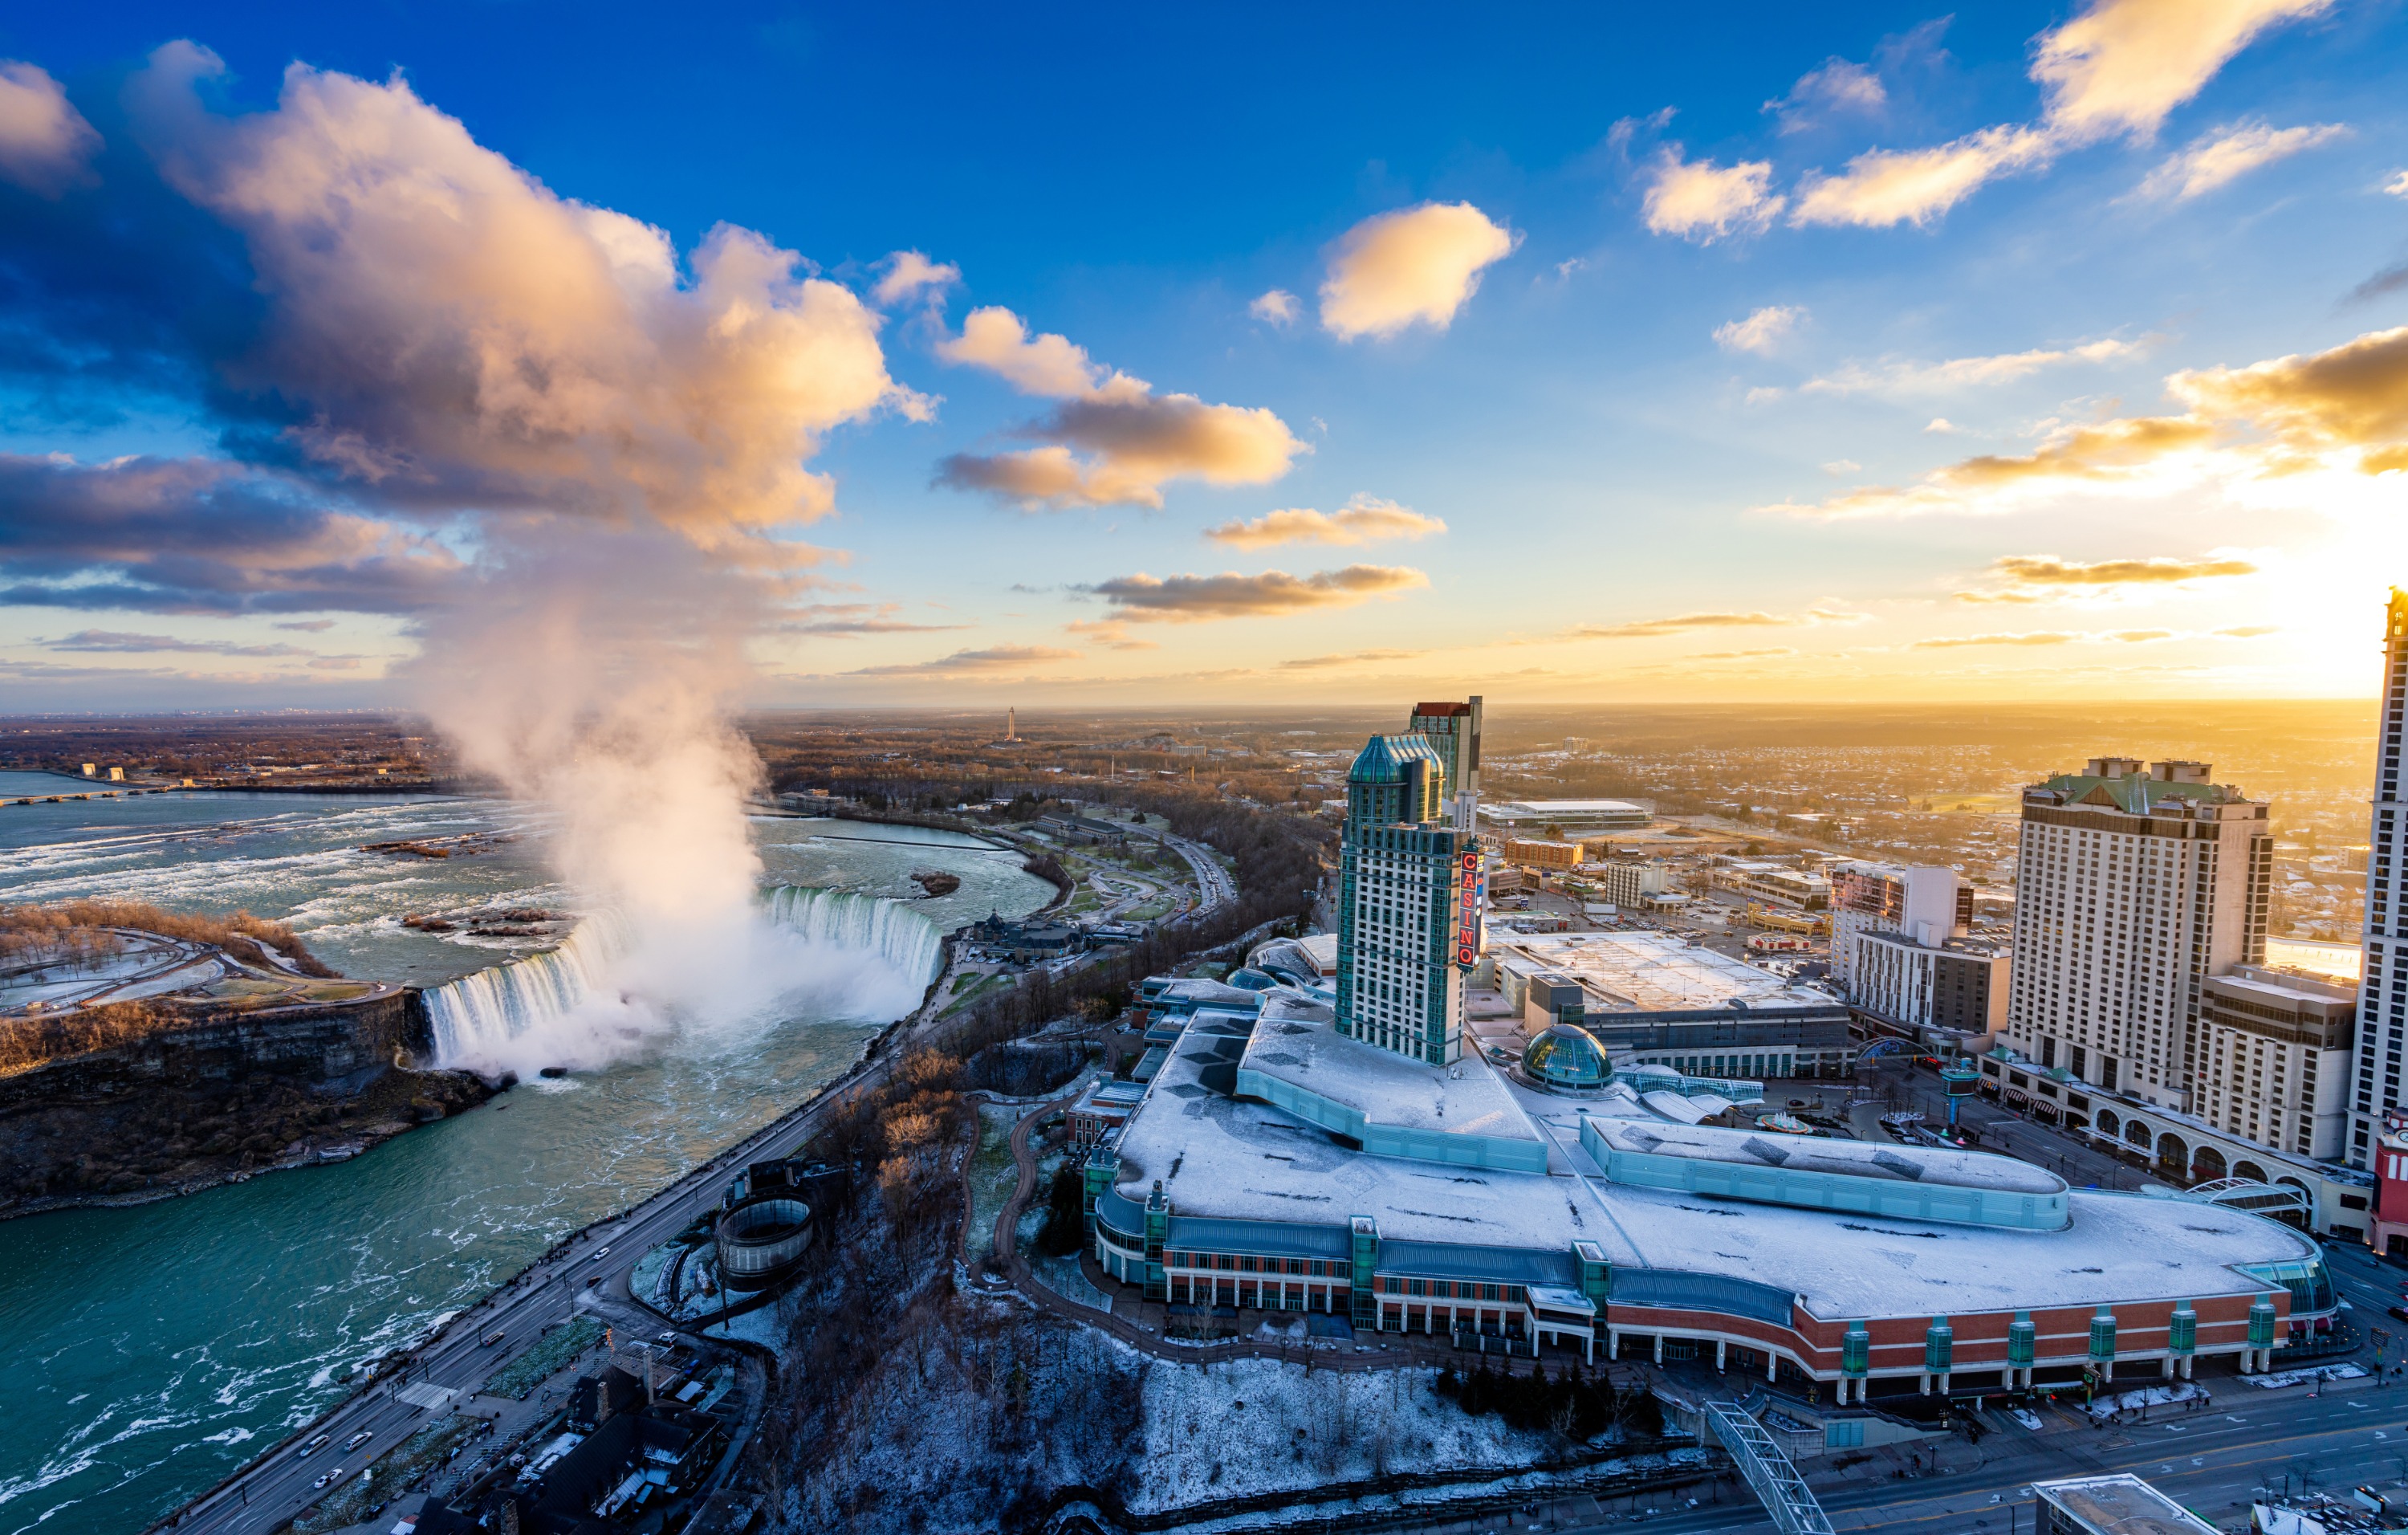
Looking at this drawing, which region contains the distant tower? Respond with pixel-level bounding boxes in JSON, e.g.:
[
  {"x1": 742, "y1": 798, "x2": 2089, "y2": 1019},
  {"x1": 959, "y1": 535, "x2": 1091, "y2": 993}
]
[
  {"x1": 2357, "y1": 589, "x2": 2408, "y2": 1167},
  {"x1": 1006, "y1": 706, "x2": 1018, "y2": 742},
  {"x1": 1407, "y1": 697, "x2": 1483, "y2": 833}
]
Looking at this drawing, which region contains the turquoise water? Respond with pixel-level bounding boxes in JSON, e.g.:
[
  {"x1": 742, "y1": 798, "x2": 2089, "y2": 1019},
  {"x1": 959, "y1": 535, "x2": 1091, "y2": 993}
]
[{"x1": 0, "y1": 794, "x2": 1049, "y2": 1535}]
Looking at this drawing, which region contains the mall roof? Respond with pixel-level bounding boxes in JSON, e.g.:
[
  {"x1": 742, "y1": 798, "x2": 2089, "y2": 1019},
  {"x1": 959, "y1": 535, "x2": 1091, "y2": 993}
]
[
  {"x1": 1491, "y1": 931, "x2": 1835, "y2": 1015},
  {"x1": 1585, "y1": 1119, "x2": 2064, "y2": 1196},
  {"x1": 1108, "y1": 1012, "x2": 2320, "y2": 1320},
  {"x1": 1238, "y1": 1011, "x2": 1539, "y2": 1145}
]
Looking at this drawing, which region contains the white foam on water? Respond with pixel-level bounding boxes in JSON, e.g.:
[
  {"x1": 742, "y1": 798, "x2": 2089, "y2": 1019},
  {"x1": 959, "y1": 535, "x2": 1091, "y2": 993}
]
[{"x1": 421, "y1": 885, "x2": 942, "y2": 1078}]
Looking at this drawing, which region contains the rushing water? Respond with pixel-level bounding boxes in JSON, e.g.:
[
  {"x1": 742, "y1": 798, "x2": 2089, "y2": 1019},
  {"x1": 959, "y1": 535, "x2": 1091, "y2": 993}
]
[{"x1": 0, "y1": 790, "x2": 1050, "y2": 1535}]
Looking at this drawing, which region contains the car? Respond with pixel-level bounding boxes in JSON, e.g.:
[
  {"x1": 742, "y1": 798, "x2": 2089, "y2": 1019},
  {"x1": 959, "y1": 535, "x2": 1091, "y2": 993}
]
[
  {"x1": 481, "y1": 1329, "x2": 506, "y2": 1347},
  {"x1": 298, "y1": 1433, "x2": 332, "y2": 1459},
  {"x1": 313, "y1": 1469, "x2": 344, "y2": 1491},
  {"x1": 589, "y1": 1246, "x2": 611, "y2": 1262},
  {"x1": 344, "y1": 1431, "x2": 372, "y2": 1452},
  {"x1": 2389, "y1": 1305, "x2": 2408, "y2": 1325}
]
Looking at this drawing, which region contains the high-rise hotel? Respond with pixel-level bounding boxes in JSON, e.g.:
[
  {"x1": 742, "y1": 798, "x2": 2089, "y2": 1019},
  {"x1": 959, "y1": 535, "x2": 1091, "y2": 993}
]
[
  {"x1": 2354, "y1": 590, "x2": 2408, "y2": 1167},
  {"x1": 1334, "y1": 702, "x2": 1483, "y2": 1065},
  {"x1": 2001, "y1": 757, "x2": 2274, "y2": 1114}
]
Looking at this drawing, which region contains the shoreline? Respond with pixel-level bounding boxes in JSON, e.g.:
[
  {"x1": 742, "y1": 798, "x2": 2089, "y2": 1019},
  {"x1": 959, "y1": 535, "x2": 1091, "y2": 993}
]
[{"x1": 0, "y1": 809, "x2": 1025, "y2": 1228}]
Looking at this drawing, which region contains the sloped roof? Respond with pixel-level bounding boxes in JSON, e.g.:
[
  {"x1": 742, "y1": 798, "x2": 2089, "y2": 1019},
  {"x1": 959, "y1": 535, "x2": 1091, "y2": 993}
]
[
  {"x1": 2035, "y1": 772, "x2": 2248, "y2": 812},
  {"x1": 1348, "y1": 732, "x2": 1446, "y2": 785}
]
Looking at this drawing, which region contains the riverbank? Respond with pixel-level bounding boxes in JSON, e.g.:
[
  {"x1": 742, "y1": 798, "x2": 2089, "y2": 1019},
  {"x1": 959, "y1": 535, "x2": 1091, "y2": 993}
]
[{"x1": 0, "y1": 985, "x2": 496, "y2": 1224}]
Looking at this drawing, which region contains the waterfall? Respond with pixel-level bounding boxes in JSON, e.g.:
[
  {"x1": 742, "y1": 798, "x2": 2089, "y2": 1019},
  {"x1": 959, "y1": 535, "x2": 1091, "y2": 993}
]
[
  {"x1": 421, "y1": 913, "x2": 626, "y2": 1068},
  {"x1": 421, "y1": 887, "x2": 942, "y2": 1073},
  {"x1": 760, "y1": 884, "x2": 945, "y2": 987}
]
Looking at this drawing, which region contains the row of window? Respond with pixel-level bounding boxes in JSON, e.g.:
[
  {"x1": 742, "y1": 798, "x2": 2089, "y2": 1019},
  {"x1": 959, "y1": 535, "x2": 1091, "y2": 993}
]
[
  {"x1": 1167, "y1": 1252, "x2": 1340, "y2": 1276},
  {"x1": 1139, "y1": 1248, "x2": 1530, "y2": 1305},
  {"x1": 1375, "y1": 1276, "x2": 1527, "y2": 1302}
]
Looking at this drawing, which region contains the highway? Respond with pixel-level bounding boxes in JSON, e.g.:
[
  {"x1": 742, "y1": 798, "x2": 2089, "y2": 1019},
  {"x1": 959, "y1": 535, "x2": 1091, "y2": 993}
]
[
  {"x1": 161, "y1": 821, "x2": 1239, "y2": 1534},
  {"x1": 1532, "y1": 1382, "x2": 2408, "y2": 1535},
  {"x1": 163, "y1": 1086, "x2": 799, "y2": 1535}
]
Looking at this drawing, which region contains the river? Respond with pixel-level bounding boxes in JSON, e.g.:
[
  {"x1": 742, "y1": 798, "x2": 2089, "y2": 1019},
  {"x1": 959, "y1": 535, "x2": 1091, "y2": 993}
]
[{"x1": 0, "y1": 783, "x2": 1051, "y2": 1535}]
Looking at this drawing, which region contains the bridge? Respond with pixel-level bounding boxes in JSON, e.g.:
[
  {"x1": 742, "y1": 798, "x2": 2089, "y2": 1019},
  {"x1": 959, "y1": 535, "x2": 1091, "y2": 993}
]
[{"x1": 1704, "y1": 1400, "x2": 1836, "y2": 1535}]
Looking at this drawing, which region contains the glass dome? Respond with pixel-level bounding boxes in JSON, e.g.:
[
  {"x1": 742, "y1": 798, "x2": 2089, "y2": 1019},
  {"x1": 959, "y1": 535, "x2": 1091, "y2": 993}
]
[{"x1": 1522, "y1": 1023, "x2": 1609, "y2": 1089}]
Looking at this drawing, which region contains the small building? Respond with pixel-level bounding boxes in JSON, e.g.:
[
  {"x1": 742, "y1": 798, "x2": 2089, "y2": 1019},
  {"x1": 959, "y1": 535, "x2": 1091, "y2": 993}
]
[
  {"x1": 2031, "y1": 1474, "x2": 2217, "y2": 1535},
  {"x1": 1594, "y1": 860, "x2": 1673, "y2": 910},
  {"x1": 1069, "y1": 1079, "x2": 1149, "y2": 1146},
  {"x1": 1503, "y1": 837, "x2": 1599, "y2": 870},
  {"x1": 965, "y1": 912, "x2": 1084, "y2": 961},
  {"x1": 1482, "y1": 798, "x2": 1653, "y2": 835},
  {"x1": 1718, "y1": 861, "x2": 1832, "y2": 911},
  {"x1": 1850, "y1": 932, "x2": 2009, "y2": 1037},
  {"x1": 2196, "y1": 965, "x2": 2356, "y2": 1162}
]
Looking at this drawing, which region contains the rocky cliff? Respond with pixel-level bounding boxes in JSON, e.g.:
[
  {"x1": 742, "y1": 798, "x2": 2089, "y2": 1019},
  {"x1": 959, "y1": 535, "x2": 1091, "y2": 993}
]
[{"x1": 0, "y1": 987, "x2": 490, "y2": 1219}]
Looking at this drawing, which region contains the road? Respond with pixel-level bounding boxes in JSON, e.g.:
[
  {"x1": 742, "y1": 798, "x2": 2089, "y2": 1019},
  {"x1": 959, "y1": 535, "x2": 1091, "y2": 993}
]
[
  {"x1": 1157, "y1": 830, "x2": 1235, "y2": 915},
  {"x1": 1377, "y1": 1376, "x2": 2408, "y2": 1535},
  {"x1": 165, "y1": 988, "x2": 983, "y2": 1533}
]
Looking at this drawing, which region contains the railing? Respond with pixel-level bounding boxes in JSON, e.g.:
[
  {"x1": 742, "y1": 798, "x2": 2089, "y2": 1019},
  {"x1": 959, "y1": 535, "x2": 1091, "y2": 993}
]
[{"x1": 1703, "y1": 1401, "x2": 1836, "y2": 1535}]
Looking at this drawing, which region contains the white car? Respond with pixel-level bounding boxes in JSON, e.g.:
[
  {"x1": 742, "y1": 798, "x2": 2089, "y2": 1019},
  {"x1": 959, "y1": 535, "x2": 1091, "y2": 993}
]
[
  {"x1": 312, "y1": 1468, "x2": 344, "y2": 1491},
  {"x1": 298, "y1": 1433, "x2": 330, "y2": 1459},
  {"x1": 589, "y1": 1246, "x2": 611, "y2": 1262},
  {"x1": 344, "y1": 1431, "x2": 372, "y2": 1452}
]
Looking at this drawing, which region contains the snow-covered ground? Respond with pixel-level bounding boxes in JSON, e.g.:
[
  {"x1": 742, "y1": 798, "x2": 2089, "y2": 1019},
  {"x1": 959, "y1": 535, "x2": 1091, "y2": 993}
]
[
  {"x1": 2242, "y1": 1362, "x2": 2367, "y2": 1390},
  {"x1": 2085, "y1": 1381, "x2": 2207, "y2": 1419},
  {"x1": 1129, "y1": 1354, "x2": 1558, "y2": 1515}
]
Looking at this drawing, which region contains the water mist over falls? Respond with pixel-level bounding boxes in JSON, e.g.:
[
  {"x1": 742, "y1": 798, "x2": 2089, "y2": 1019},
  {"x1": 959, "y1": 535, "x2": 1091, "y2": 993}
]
[{"x1": 423, "y1": 886, "x2": 944, "y2": 1076}]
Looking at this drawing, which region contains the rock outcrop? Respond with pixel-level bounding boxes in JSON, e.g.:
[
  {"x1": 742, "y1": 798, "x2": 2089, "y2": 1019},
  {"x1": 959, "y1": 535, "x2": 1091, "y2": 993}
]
[{"x1": 0, "y1": 988, "x2": 489, "y2": 1219}]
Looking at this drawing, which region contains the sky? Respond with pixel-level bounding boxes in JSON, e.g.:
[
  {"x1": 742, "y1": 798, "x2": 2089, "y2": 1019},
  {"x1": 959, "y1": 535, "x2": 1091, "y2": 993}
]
[{"x1": 3, "y1": 0, "x2": 2407, "y2": 713}]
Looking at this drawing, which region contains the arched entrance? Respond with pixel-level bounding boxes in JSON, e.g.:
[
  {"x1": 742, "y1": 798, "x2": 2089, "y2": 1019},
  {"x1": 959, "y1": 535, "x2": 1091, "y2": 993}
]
[
  {"x1": 2191, "y1": 1146, "x2": 2227, "y2": 1183},
  {"x1": 2097, "y1": 1109, "x2": 2121, "y2": 1139},
  {"x1": 2234, "y1": 1159, "x2": 2268, "y2": 1183},
  {"x1": 2156, "y1": 1132, "x2": 2188, "y2": 1175},
  {"x1": 2125, "y1": 1120, "x2": 2152, "y2": 1150}
]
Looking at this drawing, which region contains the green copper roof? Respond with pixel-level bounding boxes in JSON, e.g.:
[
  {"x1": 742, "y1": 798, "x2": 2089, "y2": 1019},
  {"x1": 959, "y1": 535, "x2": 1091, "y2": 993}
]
[
  {"x1": 2032, "y1": 772, "x2": 2248, "y2": 812},
  {"x1": 1348, "y1": 733, "x2": 1446, "y2": 785}
]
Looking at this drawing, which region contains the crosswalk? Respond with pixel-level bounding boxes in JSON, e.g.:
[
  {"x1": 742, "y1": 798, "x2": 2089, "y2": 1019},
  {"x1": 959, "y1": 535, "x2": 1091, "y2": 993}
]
[{"x1": 397, "y1": 1382, "x2": 459, "y2": 1409}]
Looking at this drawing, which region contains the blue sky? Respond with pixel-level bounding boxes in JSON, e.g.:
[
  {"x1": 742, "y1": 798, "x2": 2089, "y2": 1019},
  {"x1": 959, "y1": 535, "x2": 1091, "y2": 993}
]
[{"x1": 3, "y1": 1, "x2": 2406, "y2": 710}]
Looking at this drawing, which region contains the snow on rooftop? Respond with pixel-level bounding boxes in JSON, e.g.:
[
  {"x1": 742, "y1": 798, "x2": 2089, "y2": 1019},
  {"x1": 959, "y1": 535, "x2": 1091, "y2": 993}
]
[
  {"x1": 1492, "y1": 931, "x2": 1823, "y2": 1013},
  {"x1": 1588, "y1": 1119, "x2": 2064, "y2": 1195},
  {"x1": 1601, "y1": 1177, "x2": 2309, "y2": 1318},
  {"x1": 1113, "y1": 1014, "x2": 1612, "y2": 1252},
  {"x1": 1239, "y1": 1012, "x2": 1539, "y2": 1144},
  {"x1": 1109, "y1": 979, "x2": 2321, "y2": 1323}
]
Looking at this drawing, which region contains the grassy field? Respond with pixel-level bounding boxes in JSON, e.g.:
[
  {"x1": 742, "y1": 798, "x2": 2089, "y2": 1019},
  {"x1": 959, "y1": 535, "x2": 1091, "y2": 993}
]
[
  {"x1": 964, "y1": 1102, "x2": 1023, "y2": 1264},
  {"x1": 480, "y1": 1317, "x2": 606, "y2": 1400},
  {"x1": 293, "y1": 1414, "x2": 484, "y2": 1534}
]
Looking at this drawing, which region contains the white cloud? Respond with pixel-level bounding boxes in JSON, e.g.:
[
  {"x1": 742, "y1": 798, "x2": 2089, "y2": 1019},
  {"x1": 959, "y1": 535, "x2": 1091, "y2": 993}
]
[
  {"x1": 1318, "y1": 202, "x2": 1517, "y2": 340},
  {"x1": 936, "y1": 307, "x2": 1105, "y2": 397},
  {"x1": 1821, "y1": 459, "x2": 1861, "y2": 476},
  {"x1": 0, "y1": 59, "x2": 101, "y2": 197},
  {"x1": 2389, "y1": 171, "x2": 2408, "y2": 198},
  {"x1": 1763, "y1": 59, "x2": 1886, "y2": 133},
  {"x1": 1713, "y1": 305, "x2": 1804, "y2": 354},
  {"x1": 934, "y1": 307, "x2": 1305, "y2": 509},
  {"x1": 2033, "y1": 0, "x2": 2333, "y2": 144},
  {"x1": 1804, "y1": 337, "x2": 2145, "y2": 396},
  {"x1": 124, "y1": 43, "x2": 914, "y2": 539},
  {"x1": 869, "y1": 250, "x2": 959, "y2": 307},
  {"x1": 1791, "y1": 125, "x2": 2052, "y2": 228},
  {"x1": 1084, "y1": 564, "x2": 1429, "y2": 622},
  {"x1": 1250, "y1": 289, "x2": 1300, "y2": 325},
  {"x1": 1925, "y1": 417, "x2": 1963, "y2": 434},
  {"x1": 1641, "y1": 149, "x2": 1784, "y2": 241},
  {"x1": 2138, "y1": 120, "x2": 2346, "y2": 199},
  {"x1": 1203, "y1": 495, "x2": 1446, "y2": 549}
]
